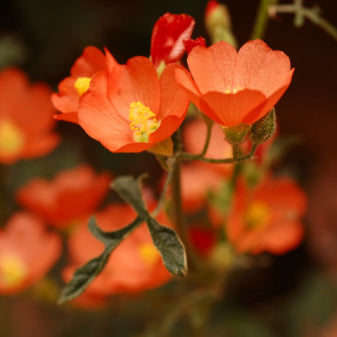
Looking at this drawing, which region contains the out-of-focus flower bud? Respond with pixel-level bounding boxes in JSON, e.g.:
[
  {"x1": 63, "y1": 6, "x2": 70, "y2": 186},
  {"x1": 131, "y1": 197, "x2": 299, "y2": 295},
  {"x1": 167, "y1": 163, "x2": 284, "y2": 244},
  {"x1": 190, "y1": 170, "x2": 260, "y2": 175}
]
[
  {"x1": 223, "y1": 123, "x2": 251, "y2": 146},
  {"x1": 250, "y1": 108, "x2": 277, "y2": 145},
  {"x1": 204, "y1": 0, "x2": 237, "y2": 48}
]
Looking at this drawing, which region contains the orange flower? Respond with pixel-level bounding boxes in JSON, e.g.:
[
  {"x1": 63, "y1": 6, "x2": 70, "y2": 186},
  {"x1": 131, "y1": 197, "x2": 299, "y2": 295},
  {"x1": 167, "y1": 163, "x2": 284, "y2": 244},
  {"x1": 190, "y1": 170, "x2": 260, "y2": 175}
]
[
  {"x1": 183, "y1": 118, "x2": 233, "y2": 174},
  {"x1": 51, "y1": 46, "x2": 117, "y2": 123},
  {"x1": 175, "y1": 39, "x2": 294, "y2": 127},
  {"x1": 150, "y1": 13, "x2": 195, "y2": 68},
  {"x1": 16, "y1": 165, "x2": 112, "y2": 229},
  {"x1": 226, "y1": 175, "x2": 306, "y2": 254},
  {"x1": 0, "y1": 212, "x2": 61, "y2": 295},
  {"x1": 63, "y1": 204, "x2": 171, "y2": 304},
  {"x1": 78, "y1": 57, "x2": 190, "y2": 153},
  {"x1": 0, "y1": 68, "x2": 59, "y2": 164},
  {"x1": 179, "y1": 162, "x2": 223, "y2": 213}
]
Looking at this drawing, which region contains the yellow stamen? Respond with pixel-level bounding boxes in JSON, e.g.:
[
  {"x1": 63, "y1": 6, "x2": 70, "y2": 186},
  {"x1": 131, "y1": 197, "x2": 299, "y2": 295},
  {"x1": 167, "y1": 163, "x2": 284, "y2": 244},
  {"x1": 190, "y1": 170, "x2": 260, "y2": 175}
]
[
  {"x1": 129, "y1": 101, "x2": 159, "y2": 142},
  {"x1": 0, "y1": 119, "x2": 25, "y2": 156},
  {"x1": 224, "y1": 84, "x2": 243, "y2": 94},
  {"x1": 74, "y1": 77, "x2": 92, "y2": 96},
  {"x1": 139, "y1": 243, "x2": 160, "y2": 267},
  {"x1": 0, "y1": 254, "x2": 27, "y2": 287},
  {"x1": 245, "y1": 201, "x2": 271, "y2": 229}
]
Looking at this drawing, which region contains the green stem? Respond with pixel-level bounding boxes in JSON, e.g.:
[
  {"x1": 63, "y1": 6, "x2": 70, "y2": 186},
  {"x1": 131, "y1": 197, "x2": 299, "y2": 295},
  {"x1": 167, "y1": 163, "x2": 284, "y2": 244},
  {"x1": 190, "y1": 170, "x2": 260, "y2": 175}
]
[
  {"x1": 180, "y1": 143, "x2": 258, "y2": 164},
  {"x1": 200, "y1": 122, "x2": 213, "y2": 157},
  {"x1": 232, "y1": 144, "x2": 241, "y2": 160},
  {"x1": 251, "y1": 0, "x2": 275, "y2": 39},
  {"x1": 270, "y1": 4, "x2": 337, "y2": 42},
  {"x1": 170, "y1": 129, "x2": 201, "y2": 271},
  {"x1": 151, "y1": 162, "x2": 175, "y2": 218},
  {"x1": 171, "y1": 157, "x2": 197, "y2": 268}
]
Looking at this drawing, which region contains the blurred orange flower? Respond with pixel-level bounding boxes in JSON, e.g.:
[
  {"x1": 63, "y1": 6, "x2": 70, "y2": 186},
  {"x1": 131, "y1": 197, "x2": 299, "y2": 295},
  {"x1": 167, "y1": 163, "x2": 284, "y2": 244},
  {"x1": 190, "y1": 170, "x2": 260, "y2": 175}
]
[
  {"x1": 150, "y1": 13, "x2": 195, "y2": 68},
  {"x1": 0, "y1": 68, "x2": 59, "y2": 164},
  {"x1": 16, "y1": 165, "x2": 112, "y2": 229},
  {"x1": 179, "y1": 162, "x2": 223, "y2": 213},
  {"x1": 183, "y1": 118, "x2": 233, "y2": 174},
  {"x1": 78, "y1": 57, "x2": 189, "y2": 153},
  {"x1": 52, "y1": 46, "x2": 117, "y2": 123},
  {"x1": 63, "y1": 204, "x2": 172, "y2": 306},
  {"x1": 175, "y1": 39, "x2": 294, "y2": 127},
  {"x1": 0, "y1": 212, "x2": 61, "y2": 295},
  {"x1": 226, "y1": 175, "x2": 306, "y2": 254}
]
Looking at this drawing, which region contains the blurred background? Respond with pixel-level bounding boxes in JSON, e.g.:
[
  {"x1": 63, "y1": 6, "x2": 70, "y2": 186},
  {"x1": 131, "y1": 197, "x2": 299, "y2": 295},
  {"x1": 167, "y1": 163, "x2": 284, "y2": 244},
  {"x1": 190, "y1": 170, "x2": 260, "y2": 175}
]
[{"x1": 0, "y1": 0, "x2": 337, "y2": 336}]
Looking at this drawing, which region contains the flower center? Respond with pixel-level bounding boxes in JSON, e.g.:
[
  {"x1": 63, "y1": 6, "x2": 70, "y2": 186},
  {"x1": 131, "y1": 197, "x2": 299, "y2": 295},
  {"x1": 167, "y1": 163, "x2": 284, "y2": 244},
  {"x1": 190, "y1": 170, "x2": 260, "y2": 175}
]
[
  {"x1": 74, "y1": 77, "x2": 92, "y2": 96},
  {"x1": 0, "y1": 119, "x2": 25, "y2": 157},
  {"x1": 139, "y1": 243, "x2": 160, "y2": 267},
  {"x1": 224, "y1": 84, "x2": 243, "y2": 94},
  {"x1": 245, "y1": 201, "x2": 271, "y2": 229},
  {"x1": 0, "y1": 253, "x2": 27, "y2": 287},
  {"x1": 129, "y1": 101, "x2": 159, "y2": 142}
]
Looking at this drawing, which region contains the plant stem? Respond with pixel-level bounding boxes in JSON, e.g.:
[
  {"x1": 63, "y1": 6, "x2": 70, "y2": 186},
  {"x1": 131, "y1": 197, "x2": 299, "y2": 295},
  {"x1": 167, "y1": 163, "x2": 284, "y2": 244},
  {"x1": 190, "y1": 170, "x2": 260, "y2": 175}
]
[
  {"x1": 200, "y1": 122, "x2": 213, "y2": 157},
  {"x1": 171, "y1": 156, "x2": 198, "y2": 269},
  {"x1": 170, "y1": 129, "x2": 200, "y2": 271},
  {"x1": 251, "y1": 0, "x2": 275, "y2": 39},
  {"x1": 269, "y1": 4, "x2": 337, "y2": 42},
  {"x1": 152, "y1": 163, "x2": 175, "y2": 217},
  {"x1": 180, "y1": 143, "x2": 258, "y2": 164}
]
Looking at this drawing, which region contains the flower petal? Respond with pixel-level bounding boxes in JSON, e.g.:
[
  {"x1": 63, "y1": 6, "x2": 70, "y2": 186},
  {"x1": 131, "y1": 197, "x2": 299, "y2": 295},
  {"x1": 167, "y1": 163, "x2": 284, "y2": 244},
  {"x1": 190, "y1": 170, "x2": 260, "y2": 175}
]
[
  {"x1": 79, "y1": 91, "x2": 134, "y2": 152},
  {"x1": 158, "y1": 63, "x2": 190, "y2": 120},
  {"x1": 253, "y1": 221, "x2": 304, "y2": 255},
  {"x1": 187, "y1": 41, "x2": 237, "y2": 94},
  {"x1": 200, "y1": 89, "x2": 267, "y2": 127},
  {"x1": 107, "y1": 56, "x2": 160, "y2": 121},
  {"x1": 148, "y1": 63, "x2": 190, "y2": 142},
  {"x1": 151, "y1": 13, "x2": 195, "y2": 67},
  {"x1": 175, "y1": 67, "x2": 203, "y2": 112},
  {"x1": 242, "y1": 69, "x2": 294, "y2": 124},
  {"x1": 71, "y1": 46, "x2": 108, "y2": 77},
  {"x1": 21, "y1": 133, "x2": 60, "y2": 159},
  {"x1": 234, "y1": 39, "x2": 293, "y2": 96},
  {"x1": 52, "y1": 77, "x2": 79, "y2": 115}
]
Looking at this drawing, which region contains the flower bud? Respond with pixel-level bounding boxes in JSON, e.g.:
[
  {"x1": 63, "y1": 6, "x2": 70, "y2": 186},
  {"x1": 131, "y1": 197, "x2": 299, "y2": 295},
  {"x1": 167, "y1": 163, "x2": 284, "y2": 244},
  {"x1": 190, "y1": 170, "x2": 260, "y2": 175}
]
[
  {"x1": 250, "y1": 108, "x2": 277, "y2": 145},
  {"x1": 205, "y1": 0, "x2": 237, "y2": 48},
  {"x1": 222, "y1": 123, "x2": 251, "y2": 146},
  {"x1": 205, "y1": 0, "x2": 231, "y2": 32}
]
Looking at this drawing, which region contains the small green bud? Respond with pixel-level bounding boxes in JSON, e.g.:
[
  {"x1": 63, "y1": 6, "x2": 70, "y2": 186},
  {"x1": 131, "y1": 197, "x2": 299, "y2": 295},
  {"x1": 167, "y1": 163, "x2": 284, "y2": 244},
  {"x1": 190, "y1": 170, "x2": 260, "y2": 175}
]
[
  {"x1": 205, "y1": 1, "x2": 232, "y2": 33},
  {"x1": 222, "y1": 123, "x2": 251, "y2": 145},
  {"x1": 205, "y1": 1, "x2": 238, "y2": 48},
  {"x1": 250, "y1": 108, "x2": 277, "y2": 145}
]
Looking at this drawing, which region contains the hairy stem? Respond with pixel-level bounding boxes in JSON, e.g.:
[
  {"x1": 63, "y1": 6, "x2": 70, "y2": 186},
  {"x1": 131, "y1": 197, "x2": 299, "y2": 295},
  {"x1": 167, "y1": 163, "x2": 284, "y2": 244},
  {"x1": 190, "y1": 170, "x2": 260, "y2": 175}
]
[{"x1": 180, "y1": 143, "x2": 258, "y2": 164}]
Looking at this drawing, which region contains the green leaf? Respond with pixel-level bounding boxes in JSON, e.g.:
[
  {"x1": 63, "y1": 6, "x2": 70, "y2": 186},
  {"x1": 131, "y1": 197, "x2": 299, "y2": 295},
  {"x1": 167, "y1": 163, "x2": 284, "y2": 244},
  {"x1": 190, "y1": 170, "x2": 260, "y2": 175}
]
[
  {"x1": 58, "y1": 249, "x2": 111, "y2": 304},
  {"x1": 147, "y1": 217, "x2": 187, "y2": 277},
  {"x1": 111, "y1": 175, "x2": 148, "y2": 218},
  {"x1": 88, "y1": 216, "x2": 142, "y2": 247},
  {"x1": 59, "y1": 216, "x2": 143, "y2": 304}
]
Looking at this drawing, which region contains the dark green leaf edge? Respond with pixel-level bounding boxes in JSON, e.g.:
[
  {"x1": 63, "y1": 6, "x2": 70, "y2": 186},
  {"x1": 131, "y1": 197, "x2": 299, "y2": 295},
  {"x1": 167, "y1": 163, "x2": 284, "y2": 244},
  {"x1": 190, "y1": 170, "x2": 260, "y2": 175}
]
[
  {"x1": 58, "y1": 216, "x2": 143, "y2": 304},
  {"x1": 59, "y1": 174, "x2": 188, "y2": 304},
  {"x1": 111, "y1": 174, "x2": 149, "y2": 218},
  {"x1": 147, "y1": 217, "x2": 187, "y2": 277}
]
